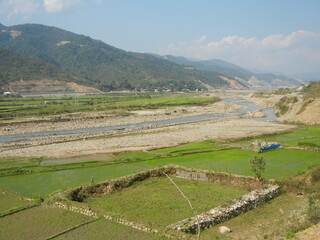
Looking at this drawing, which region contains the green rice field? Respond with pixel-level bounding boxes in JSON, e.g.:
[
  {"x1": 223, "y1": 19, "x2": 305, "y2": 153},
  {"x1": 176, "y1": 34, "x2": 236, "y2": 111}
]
[
  {"x1": 0, "y1": 205, "x2": 92, "y2": 240},
  {"x1": 0, "y1": 93, "x2": 217, "y2": 120},
  {"x1": 0, "y1": 126, "x2": 319, "y2": 239},
  {"x1": 53, "y1": 218, "x2": 170, "y2": 240},
  {"x1": 87, "y1": 177, "x2": 248, "y2": 229},
  {"x1": 0, "y1": 191, "x2": 36, "y2": 216}
]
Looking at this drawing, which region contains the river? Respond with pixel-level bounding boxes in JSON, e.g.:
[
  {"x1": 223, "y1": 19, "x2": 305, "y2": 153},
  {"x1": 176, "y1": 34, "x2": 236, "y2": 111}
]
[{"x1": 0, "y1": 98, "x2": 277, "y2": 144}]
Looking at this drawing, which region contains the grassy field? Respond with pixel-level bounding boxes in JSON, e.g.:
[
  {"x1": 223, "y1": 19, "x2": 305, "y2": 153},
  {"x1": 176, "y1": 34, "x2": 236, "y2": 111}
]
[
  {"x1": 87, "y1": 177, "x2": 248, "y2": 229},
  {"x1": 54, "y1": 218, "x2": 170, "y2": 240},
  {"x1": 0, "y1": 93, "x2": 218, "y2": 120},
  {"x1": 0, "y1": 205, "x2": 93, "y2": 240}
]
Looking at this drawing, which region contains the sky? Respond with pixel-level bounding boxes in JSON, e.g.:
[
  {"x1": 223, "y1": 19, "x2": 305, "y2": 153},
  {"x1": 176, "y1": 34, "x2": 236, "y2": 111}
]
[{"x1": 0, "y1": 0, "x2": 320, "y2": 74}]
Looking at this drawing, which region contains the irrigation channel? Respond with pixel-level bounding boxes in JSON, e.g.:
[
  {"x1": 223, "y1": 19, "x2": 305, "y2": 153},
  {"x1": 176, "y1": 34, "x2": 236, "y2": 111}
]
[{"x1": 0, "y1": 98, "x2": 276, "y2": 144}]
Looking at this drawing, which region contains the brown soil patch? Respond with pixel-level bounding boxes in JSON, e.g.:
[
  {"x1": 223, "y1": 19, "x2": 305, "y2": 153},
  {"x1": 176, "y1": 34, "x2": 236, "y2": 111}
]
[{"x1": 296, "y1": 224, "x2": 320, "y2": 240}]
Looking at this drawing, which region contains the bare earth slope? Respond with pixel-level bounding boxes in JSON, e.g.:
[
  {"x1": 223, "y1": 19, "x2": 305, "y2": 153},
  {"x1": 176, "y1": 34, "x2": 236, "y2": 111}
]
[
  {"x1": 296, "y1": 223, "x2": 320, "y2": 240},
  {"x1": 278, "y1": 98, "x2": 320, "y2": 125}
]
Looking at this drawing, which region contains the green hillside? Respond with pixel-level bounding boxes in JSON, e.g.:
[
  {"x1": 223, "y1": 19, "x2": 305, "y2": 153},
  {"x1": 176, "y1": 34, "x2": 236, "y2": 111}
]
[
  {"x1": 0, "y1": 48, "x2": 85, "y2": 89},
  {"x1": 0, "y1": 24, "x2": 229, "y2": 92}
]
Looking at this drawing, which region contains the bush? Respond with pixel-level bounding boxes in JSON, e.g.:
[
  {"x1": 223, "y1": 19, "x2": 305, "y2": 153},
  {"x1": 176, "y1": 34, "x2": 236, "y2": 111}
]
[
  {"x1": 275, "y1": 96, "x2": 298, "y2": 116},
  {"x1": 250, "y1": 155, "x2": 266, "y2": 180},
  {"x1": 310, "y1": 165, "x2": 320, "y2": 183},
  {"x1": 307, "y1": 196, "x2": 320, "y2": 224}
]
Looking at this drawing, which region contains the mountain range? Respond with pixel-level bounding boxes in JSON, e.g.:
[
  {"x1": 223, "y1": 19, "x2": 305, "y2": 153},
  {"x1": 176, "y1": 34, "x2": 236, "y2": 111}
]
[
  {"x1": 158, "y1": 55, "x2": 301, "y2": 88},
  {"x1": 290, "y1": 72, "x2": 320, "y2": 82},
  {"x1": 0, "y1": 23, "x2": 305, "y2": 93}
]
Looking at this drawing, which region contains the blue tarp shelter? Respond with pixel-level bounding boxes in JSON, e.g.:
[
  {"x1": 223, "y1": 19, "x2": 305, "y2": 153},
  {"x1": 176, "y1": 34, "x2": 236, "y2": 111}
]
[{"x1": 258, "y1": 144, "x2": 281, "y2": 153}]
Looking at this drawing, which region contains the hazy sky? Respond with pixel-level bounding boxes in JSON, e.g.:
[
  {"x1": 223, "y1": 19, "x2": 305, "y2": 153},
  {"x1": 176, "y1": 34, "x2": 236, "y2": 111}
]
[{"x1": 0, "y1": 0, "x2": 320, "y2": 74}]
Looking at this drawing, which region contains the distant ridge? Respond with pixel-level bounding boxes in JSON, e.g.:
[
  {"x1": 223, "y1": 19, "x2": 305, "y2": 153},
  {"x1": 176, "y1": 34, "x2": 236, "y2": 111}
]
[
  {"x1": 290, "y1": 72, "x2": 320, "y2": 82},
  {"x1": 160, "y1": 55, "x2": 301, "y2": 88}
]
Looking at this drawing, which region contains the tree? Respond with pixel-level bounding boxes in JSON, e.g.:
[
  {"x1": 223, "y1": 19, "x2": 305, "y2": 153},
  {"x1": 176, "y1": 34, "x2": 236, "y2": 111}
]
[{"x1": 250, "y1": 155, "x2": 266, "y2": 181}]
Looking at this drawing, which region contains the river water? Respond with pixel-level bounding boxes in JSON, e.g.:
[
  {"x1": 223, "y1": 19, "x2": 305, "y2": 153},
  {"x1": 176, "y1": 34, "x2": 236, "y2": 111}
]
[{"x1": 0, "y1": 98, "x2": 277, "y2": 144}]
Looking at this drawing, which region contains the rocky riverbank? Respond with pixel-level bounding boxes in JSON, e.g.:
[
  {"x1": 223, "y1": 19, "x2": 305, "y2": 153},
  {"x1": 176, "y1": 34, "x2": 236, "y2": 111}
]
[{"x1": 0, "y1": 118, "x2": 295, "y2": 158}]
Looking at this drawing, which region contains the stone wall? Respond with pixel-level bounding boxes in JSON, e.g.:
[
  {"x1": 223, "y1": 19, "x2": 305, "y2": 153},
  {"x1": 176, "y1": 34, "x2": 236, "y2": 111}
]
[
  {"x1": 176, "y1": 169, "x2": 207, "y2": 182},
  {"x1": 169, "y1": 185, "x2": 280, "y2": 234},
  {"x1": 67, "y1": 165, "x2": 177, "y2": 202},
  {"x1": 176, "y1": 168, "x2": 267, "y2": 191},
  {"x1": 53, "y1": 201, "x2": 98, "y2": 218}
]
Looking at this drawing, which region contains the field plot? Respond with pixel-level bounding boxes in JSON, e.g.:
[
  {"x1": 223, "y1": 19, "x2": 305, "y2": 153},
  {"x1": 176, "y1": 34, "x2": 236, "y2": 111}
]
[
  {"x1": 0, "y1": 164, "x2": 139, "y2": 197},
  {"x1": 0, "y1": 191, "x2": 35, "y2": 216},
  {"x1": 233, "y1": 126, "x2": 320, "y2": 149},
  {"x1": 0, "y1": 93, "x2": 217, "y2": 120},
  {"x1": 0, "y1": 147, "x2": 319, "y2": 198},
  {"x1": 199, "y1": 194, "x2": 307, "y2": 240},
  {"x1": 126, "y1": 148, "x2": 320, "y2": 180},
  {"x1": 0, "y1": 205, "x2": 93, "y2": 240},
  {"x1": 54, "y1": 218, "x2": 169, "y2": 240},
  {"x1": 87, "y1": 177, "x2": 248, "y2": 229}
]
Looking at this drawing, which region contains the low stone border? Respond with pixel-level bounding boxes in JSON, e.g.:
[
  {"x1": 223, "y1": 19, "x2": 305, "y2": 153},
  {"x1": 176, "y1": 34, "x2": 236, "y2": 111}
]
[
  {"x1": 169, "y1": 185, "x2": 280, "y2": 233},
  {"x1": 53, "y1": 202, "x2": 178, "y2": 239},
  {"x1": 175, "y1": 167, "x2": 268, "y2": 191}
]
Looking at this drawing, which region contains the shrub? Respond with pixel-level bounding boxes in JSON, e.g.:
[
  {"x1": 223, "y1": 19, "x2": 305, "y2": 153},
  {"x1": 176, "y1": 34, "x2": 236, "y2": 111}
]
[
  {"x1": 307, "y1": 196, "x2": 320, "y2": 224},
  {"x1": 250, "y1": 155, "x2": 266, "y2": 181},
  {"x1": 310, "y1": 165, "x2": 320, "y2": 183},
  {"x1": 275, "y1": 96, "x2": 298, "y2": 116}
]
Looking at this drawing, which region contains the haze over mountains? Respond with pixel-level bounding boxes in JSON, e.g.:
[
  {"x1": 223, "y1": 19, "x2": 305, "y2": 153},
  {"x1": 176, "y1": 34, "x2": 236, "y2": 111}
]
[
  {"x1": 0, "y1": 23, "x2": 309, "y2": 94},
  {"x1": 158, "y1": 55, "x2": 302, "y2": 88}
]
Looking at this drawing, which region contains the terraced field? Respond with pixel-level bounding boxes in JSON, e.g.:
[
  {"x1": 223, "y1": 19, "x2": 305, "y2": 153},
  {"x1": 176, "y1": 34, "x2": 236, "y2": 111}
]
[
  {"x1": 0, "y1": 205, "x2": 93, "y2": 240},
  {"x1": 87, "y1": 177, "x2": 248, "y2": 229},
  {"x1": 0, "y1": 126, "x2": 319, "y2": 239}
]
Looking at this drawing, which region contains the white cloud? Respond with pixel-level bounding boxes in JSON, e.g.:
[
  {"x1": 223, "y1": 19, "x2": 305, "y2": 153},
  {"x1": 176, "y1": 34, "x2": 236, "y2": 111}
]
[
  {"x1": 43, "y1": 0, "x2": 83, "y2": 13},
  {"x1": 161, "y1": 30, "x2": 320, "y2": 73},
  {"x1": 194, "y1": 35, "x2": 207, "y2": 44},
  {"x1": 0, "y1": 0, "x2": 39, "y2": 18},
  {"x1": 0, "y1": 0, "x2": 93, "y2": 17}
]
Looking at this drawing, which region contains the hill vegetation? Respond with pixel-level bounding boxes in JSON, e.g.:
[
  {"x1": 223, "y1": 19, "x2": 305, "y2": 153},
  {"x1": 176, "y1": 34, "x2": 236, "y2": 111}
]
[
  {"x1": 274, "y1": 82, "x2": 320, "y2": 125},
  {"x1": 0, "y1": 48, "x2": 87, "y2": 92},
  {"x1": 0, "y1": 24, "x2": 230, "y2": 92},
  {"x1": 302, "y1": 81, "x2": 320, "y2": 98}
]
